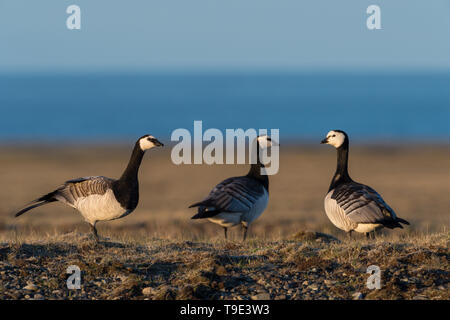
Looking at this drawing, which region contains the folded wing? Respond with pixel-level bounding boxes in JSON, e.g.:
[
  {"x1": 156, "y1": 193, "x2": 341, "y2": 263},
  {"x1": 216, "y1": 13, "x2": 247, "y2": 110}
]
[
  {"x1": 55, "y1": 176, "x2": 116, "y2": 206},
  {"x1": 331, "y1": 182, "x2": 406, "y2": 228},
  {"x1": 190, "y1": 177, "x2": 265, "y2": 219}
]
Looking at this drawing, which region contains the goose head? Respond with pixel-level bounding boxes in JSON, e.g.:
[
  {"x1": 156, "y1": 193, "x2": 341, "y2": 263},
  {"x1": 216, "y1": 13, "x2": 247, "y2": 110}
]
[
  {"x1": 321, "y1": 130, "x2": 348, "y2": 149},
  {"x1": 138, "y1": 134, "x2": 164, "y2": 151}
]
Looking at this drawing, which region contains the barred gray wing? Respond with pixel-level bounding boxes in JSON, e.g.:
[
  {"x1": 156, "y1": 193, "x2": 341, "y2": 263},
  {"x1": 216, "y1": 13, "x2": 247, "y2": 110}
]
[
  {"x1": 200, "y1": 177, "x2": 265, "y2": 213},
  {"x1": 331, "y1": 182, "x2": 397, "y2": 224},
  {"x1": 55, "y1": 176, "x2": 115, "y2": 205}
]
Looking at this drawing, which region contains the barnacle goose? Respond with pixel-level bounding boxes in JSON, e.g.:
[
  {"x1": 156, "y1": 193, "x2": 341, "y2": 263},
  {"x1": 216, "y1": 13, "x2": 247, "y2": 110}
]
[
  {"x1": 189, "y1": 135, "x2": 274, "y2": 241},
  {"x1": 321, "y1": 130, "x2": 409, "y2": 238},
  {"x1": 14, "y1": 135, "x2": 163, "y2": 242}
]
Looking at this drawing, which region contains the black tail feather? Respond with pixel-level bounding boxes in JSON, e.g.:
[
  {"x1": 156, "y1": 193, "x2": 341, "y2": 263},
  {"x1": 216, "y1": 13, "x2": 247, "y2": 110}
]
[
  {"x1": 188, "y1": 203, "x2": 201, "y2": 209},
  {"x1": 188, "y1": 201, "x2": 207, "y2": 209},
  {"x1": 189, "y1": 199, "x2": 221, "y2": 219},
  {"x1": 36, "y1": 190, "x2": 58, "y2": 202},
  {"x1": 396, "y1": 217, "x2": 410, "y2": 225},
  {"x1": 14, "y1": 191, "x2": 58, "y2": 217},
  {"x1": 191, "y1": 212, "x2": 203, "y2": 219},
  {"x1": 191, "y1": 209, "x2": 221, "y2": 219},
  {"x1": 384, "y1": 216, "x2": 410, "y2": 229},
  {"x1": 14, "y1": 201, "x2": 49, "y2": 217}
]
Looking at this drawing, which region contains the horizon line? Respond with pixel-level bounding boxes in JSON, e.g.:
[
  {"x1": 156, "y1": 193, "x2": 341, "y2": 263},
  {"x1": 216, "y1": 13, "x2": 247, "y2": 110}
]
[{"x1": 2, "y1": 67, "x2": 450, "y2": 76}]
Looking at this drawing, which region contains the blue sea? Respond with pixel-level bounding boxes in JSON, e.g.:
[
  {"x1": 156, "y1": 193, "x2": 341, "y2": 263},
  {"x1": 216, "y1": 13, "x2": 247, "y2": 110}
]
[{"x1": 1, "y1": 72, "x2": 449, "y2": 143}]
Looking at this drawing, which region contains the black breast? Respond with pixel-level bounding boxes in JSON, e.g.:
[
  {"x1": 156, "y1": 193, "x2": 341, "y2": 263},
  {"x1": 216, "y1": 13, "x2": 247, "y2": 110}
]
[{"x1": 112, "y1": 180, "x2": 139, "y2": 211}]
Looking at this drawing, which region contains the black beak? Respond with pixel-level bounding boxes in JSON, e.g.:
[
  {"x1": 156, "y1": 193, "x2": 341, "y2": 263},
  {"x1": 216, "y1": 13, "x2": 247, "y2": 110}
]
[
  {"x1": 150, "y1": 138, "x2": 164, "y2": 147},
  {"x1": 320, "y1": 138, "x2": 328, "y2": 144}
]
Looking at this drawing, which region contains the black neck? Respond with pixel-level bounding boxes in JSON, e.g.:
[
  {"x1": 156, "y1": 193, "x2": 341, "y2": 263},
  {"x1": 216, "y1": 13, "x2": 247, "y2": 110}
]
[
  {"x1": 247, "y1": 140, "x2": 269, "y2": 191},
  {"x1": 119, "y1": 143, "x2": 145, "y2": 184},
  {"x1": 328, "y1": 140, "x2": 352, "y2": 191}
]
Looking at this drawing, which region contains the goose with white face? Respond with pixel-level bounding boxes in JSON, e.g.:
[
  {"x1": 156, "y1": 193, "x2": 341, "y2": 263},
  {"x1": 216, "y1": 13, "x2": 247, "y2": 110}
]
[
  {"x1": 190, "y1": 133, "x2": 274, "y2": 241},
  {"x1": 14, "y1": 134, "x2": 164, "y2": 243},
  {"x1": 321, "y1": 130, "x2": 346, "y2": 148},
  {"x1": 139, "y1": 135, "x2": 164, "y2": 151}
]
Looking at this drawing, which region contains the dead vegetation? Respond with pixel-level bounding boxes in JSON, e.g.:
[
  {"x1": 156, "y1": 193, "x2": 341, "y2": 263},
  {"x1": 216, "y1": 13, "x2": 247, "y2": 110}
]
[
  {"x1": 0, "y1": 231, "x2": 448, "y2": 300},
  {"x1": 0, "y1": 145, "x2": 448, "y2": 299}
]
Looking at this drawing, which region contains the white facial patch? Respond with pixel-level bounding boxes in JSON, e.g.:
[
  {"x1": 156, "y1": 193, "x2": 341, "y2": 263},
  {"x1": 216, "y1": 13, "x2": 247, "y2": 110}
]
[
  {"x1": 326, "y1": 131, "x2": 345, "y2": 148},
  {"x1": 139, "y1": 135, "x2": 156, "y2": 151},
  {"x1": 257, "y1": 135, "x2": 273, "y2": 149}
]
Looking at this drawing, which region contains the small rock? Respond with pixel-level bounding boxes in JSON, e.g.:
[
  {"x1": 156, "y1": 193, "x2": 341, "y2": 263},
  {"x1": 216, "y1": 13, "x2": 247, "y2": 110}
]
[
  {"x1": 257, "y1": 278, "x2": 266, "y2": 285},
  {"x1": 23, "y1": 283, "x2": 38, "y2": 291},
  {"x1": 302, "y1": 281, "x2": 309, "y2": 286},
  {"x1": 142, "y1": 287, "x2": 154, "y2": 296},
  {"x1": 352, "y1": 292, "x2": 364, "y2": 300},
  {"x1": 275, "y1": 294, "x2": 286, "y2": 300},
  {"x1": 309, "y1": 284, "x2": 319, "y2": 291},
  {"x1": 215, "y1": 265, "x2": 227, "y2": 276},
  {"x1": 251, "y1": 293, "x2": 270, "y2": 300},
  {"x1": 33, "y1": 294, "x2": 44, "y2": 300}
]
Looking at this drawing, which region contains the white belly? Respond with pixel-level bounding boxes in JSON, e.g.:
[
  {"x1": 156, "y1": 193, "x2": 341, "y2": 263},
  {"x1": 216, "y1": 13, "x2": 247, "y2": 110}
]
[
  {"x1": 208, "y1": 212, "x2": 242, "y2": 228},
  {"x1": 354, "y1": 223, "x2": 382, "y2": 233},
  {"x1": 324, "y1": 191, "x2": 357, "y2": 232},
  {"x1": 73, "y1": 189, "x2": 127, "y2": 224}
]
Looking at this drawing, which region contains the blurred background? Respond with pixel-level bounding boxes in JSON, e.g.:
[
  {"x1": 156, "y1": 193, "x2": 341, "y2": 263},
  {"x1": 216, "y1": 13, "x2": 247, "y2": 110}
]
[{"x1": 0, "y1": 0, "x2": 449, "y2": 240}]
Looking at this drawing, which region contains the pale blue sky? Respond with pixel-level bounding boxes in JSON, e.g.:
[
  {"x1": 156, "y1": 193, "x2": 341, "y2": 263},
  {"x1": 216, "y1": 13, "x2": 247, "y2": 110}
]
[{"x1": 1, "y1": 0, "x2": 450, "y2": 72}]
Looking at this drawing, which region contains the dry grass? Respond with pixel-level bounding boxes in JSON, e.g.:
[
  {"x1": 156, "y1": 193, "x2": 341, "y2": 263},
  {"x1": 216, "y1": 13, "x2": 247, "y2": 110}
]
[
  {"x1": 0, "y1": 144, "x2": 449, "y2": 300},
  {"x1": 0, "y1": 231, "x2": 447, "y2": 300}
]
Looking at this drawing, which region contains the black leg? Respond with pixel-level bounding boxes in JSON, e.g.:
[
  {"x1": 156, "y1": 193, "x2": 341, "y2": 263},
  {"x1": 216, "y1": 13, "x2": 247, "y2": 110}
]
[
  {"x1": 223, "y1": 227, "x2": 228, "y2": 240},
  {"x1": 365, "y1": 231, "x2": 376, "y2": 239},
  {"x1": 90, "y1": 223, "x2": 99, "y2": 243},
  {"x1": 347, "y1": 230, "x2": 353, "y2": 239},
  {"x1": 242, "y1": 225, "x2": 248, "y2": 241}
]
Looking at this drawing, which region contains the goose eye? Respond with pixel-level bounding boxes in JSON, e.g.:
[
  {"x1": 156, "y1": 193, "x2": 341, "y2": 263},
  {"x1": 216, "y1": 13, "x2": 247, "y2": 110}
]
[{"x1": 332, "y1": 134, "x2": 336, "y2": 137}]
